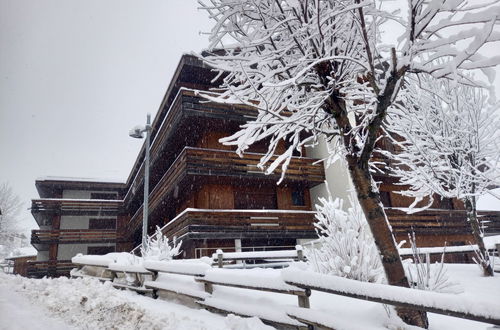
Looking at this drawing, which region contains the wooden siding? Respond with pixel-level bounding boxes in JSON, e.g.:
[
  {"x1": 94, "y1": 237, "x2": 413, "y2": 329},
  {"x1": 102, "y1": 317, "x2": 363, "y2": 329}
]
[
  {"x1": 8, "y1": 256, "x2": 37, "y2": 277},
  {"x1": 160, "y1": 209, "x2": 317, "y2": 242},
  {"x1": 31, "y1": 229, "x2": 118, "y2": 247},
  {"x1": 31, "y1": 199, "x2": 123, "y2": 226},
  {"x1": 26, "y1": 260, "x2": 74, "y2": 278},
  {"x1": 126, "y1": 147, "x2": 325, "y2": 234},
  {"x1": 386, "y1": 208, "x2": 500, "y2": 236}
]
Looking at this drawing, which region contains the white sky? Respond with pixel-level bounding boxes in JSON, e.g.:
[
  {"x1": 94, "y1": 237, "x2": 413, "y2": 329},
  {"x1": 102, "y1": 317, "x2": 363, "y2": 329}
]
[
  {"x1": 1, "y1": 1, "x2": 499, "y2": 233},
  {"x1": 0, "y1": 0, "x2": 211, "y2": 232}
]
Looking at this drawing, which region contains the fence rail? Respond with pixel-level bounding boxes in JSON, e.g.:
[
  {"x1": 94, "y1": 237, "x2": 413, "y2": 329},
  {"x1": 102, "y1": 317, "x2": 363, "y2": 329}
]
[{"x1": 68, "y1": 245, "x2": 500, "y2": 329}]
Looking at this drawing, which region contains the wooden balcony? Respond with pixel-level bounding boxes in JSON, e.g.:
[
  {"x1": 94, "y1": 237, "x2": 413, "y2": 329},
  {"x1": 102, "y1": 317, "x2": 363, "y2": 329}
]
[
  {"x1": 386, "y1": 208, "x2": 500, "y2": 236},
  {"x1": 124, "y1": 88, "x2": 259, "y2": 202},
  {"x1": 26, "y1": 260, "x2": 74, "y2": 278},
  {"x1": 160, "y1": 208, "x2": 318, "y2": 241},
  {"x1": 31, "y1": 198, "x2": 123, "y2": 226},
  {"x1": 31, "y1": 229, "x2": 117, "y2": 249},
  {"x1": 126, "y1": 147, "x2": 325, "y2": 233}
]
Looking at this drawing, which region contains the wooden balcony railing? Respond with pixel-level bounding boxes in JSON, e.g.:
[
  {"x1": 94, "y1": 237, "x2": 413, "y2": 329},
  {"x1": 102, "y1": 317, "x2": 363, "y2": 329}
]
[
  {"x1": 160, "y1": 208, "x2": 318, "y2": 241},
  {"x1": 124, "y1": 88, "x2": 259, "y2": 203},
  {"x1": 31, "y1": 198, "x2": 123, "y2": 226},
  {"x1": 31, "y1": 229, "x2": 117, "y2": 246},
  {"x1": 386, "y1": 208, "x2": 500, "y2": 236},
  {"x1": 126, "y1": 147, "x2": 325, "y2": 233},
  {"x1": 26, "y1": 260, "x2": 74, "y2": 278}
]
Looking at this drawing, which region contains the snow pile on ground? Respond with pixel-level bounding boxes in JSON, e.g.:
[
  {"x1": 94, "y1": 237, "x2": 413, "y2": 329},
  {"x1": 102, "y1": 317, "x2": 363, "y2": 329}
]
[
  {"x1": 0, "y1": 273, "x2": 271, "y2": 330},
  {"x1": 1, "y1": 263, "x2": 499, "y2": 330},
  {"x1": 72, "y1": 252, "x2": 138, "y2": 267}
]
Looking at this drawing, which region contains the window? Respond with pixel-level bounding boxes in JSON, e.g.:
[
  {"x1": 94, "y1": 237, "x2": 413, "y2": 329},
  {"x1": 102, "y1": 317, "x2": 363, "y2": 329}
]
[
  {"x1": 440, "y1": 198, "x2": 454, "y2": 209},
  {"x1": 88, "y1": 218, "x2": 116, "y2": 230},
  {"x1": 380, "y1": 191, "x2": 391, "y2": 207},
  {"x1": 90, "y1": 192, "x2": 117, "y2": 200},
  {"x1": 87, "y1": 246, "x2": 115, "y2": 255},
  {"x1": 291, "y1": 189, "x2": 305, "y2": 206}
]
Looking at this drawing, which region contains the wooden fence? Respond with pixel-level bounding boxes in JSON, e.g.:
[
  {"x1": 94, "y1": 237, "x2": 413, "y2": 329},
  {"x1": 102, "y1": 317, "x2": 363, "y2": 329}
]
[{"x1": 69, "y1": 247, "x2": 500, "y2": 329}]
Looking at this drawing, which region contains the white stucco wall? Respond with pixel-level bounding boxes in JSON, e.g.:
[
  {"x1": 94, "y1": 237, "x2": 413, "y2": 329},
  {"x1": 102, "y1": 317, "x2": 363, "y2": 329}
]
[
  {"x1": 62, "y1": 190, "x2": 118, "y2": 199},
  {"x1": 60, "y1": 215, "x2": 117, "y2": 230},
  {"x1": 36, "y1": 251, "x2": 49, "y2": 261},
  {"x1": 306, "y1": 137, "x2": 354, "y2": 210},
  {"x1": 57, "y1": 243, "x2": 116, "y2": 260}
]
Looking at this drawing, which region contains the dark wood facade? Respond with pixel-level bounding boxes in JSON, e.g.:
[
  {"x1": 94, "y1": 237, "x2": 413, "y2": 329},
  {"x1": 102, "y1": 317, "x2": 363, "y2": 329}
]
[
  {"x1": 373, "y1": 140, "x2": 500, "y2": 254},
  {"x1": 29, "y1": 179, "x2": 127, "y2": 277},
  {"x1": 29, "y1": 55, "x2": 325, "y2": 276},
  {"x1": 29, "y1": 54, "x2": 499, "y2": 276},
  {"x1": 5, "y1": 255, "x2": 37, "y2": 277}
]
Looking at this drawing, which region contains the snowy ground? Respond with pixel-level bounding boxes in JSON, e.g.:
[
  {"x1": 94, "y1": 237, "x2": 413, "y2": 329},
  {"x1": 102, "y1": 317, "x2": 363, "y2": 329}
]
[
  {"x1": 0, "y1": 273, "x2": 271, "y2": 330},
  {"x1": 0, "y1": 263, "x2": 499, "y2": 330}
]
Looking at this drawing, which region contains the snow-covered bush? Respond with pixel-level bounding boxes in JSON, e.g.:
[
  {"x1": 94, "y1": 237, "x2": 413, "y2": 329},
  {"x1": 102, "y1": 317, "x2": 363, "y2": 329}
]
[
  {"x1": 141, "y1": 226, "x2": 182, "y2": 261},
  {"x1": 403, "y1": 232, "x2": 461, "y2": 294},
  {"x1": 306, "y1": 191, "x2": 383, "y2": 283}
]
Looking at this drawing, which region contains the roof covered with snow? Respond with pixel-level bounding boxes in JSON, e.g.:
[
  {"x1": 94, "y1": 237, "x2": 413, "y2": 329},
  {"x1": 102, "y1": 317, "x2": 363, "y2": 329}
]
[{"x1": 37, "y1": 176, "x2": 125, "y2": 184}]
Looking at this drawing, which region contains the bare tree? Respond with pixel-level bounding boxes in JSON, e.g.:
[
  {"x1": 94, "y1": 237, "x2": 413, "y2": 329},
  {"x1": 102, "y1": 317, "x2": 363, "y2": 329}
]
[
  {"x1": 385, "y1": 77, "x2": 500, "y2": 276},
  {"x1": 198, "y1": 0, "x2": 500, "y2": 327},
  {"x1": 0, "y1": 182, "x2": 22, "y2": 233}
]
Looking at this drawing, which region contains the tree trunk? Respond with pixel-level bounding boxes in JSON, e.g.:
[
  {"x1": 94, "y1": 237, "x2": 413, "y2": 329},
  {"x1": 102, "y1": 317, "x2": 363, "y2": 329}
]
[
  {"x1": 464, "y1": 197, "x2": 494, "y2": 276},
  {"x1": 346, "y1": 155, "x2": 429, "y2": 328}
]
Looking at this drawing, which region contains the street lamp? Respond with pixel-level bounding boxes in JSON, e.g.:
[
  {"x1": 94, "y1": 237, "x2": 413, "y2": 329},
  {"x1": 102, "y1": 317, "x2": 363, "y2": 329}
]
[{"x1": 129, "y1": 113, "x2": 152, "y2": 250}]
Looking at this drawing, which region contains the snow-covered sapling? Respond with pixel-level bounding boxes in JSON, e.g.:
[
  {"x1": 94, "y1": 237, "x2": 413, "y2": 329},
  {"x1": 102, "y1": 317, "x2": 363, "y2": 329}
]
[
  {"x1": 141, "y1": 226, "x2": 182, "y2": 261},
  {"x1": 307, "y1": 190, "x2": 384, "y2": 283},
  {"x1": 403, "y1": 232, "x2": 461, "y2": 294}
]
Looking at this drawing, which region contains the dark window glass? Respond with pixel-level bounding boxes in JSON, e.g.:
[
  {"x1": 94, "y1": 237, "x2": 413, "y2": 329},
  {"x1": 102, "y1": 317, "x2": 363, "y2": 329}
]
[
  {"x1": 440, "y1": 198, "x2": 454, "y2": 209},
  {"x1": 87, "y1": 246, "x2": 115, "y2": 255},
  {"x1": 88, "y1": 218, "x2": 116, "y2": 230},
  {"x1": 291, "y1": 189, "x2": 305, "y2": 206},
  {"x1": 380, "y1": 191, "x2": 391, "y2": 207},
  {"x1": 90, "y1": 192, "x2": 117, "y2": 200}
]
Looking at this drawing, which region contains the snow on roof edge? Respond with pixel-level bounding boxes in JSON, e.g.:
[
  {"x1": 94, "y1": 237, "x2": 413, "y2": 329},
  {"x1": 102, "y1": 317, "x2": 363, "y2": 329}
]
[{"x1": 37, "y1": 176, "x2": 125, "y2": 184}]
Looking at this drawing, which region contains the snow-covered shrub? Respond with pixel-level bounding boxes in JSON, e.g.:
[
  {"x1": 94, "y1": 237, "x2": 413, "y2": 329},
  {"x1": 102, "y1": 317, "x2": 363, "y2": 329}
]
[
  {"x1": 403, "y1": 232, "x2": 461, "y2": 294},
  {"x1": 306, "y1": 190, "x2": 384, "y2": 283},
  {"x1": 141, "y1": 226, "x2": 182, "y2": 261}
]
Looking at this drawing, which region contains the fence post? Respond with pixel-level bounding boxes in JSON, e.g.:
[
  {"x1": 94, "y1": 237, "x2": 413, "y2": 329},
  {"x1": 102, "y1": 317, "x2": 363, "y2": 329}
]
[
  {"x1": 204, "y1": 282, "x2": 213, "y2": 294},
  {"x1": 297, "y1": 288, "x2": 311, "y2": 308},
  {"x1": 217, "y1": 250, "x2": 224, "y2": 268},
  {"x1": 296, "y1": 245, "x2": 305, "y2": 262}
]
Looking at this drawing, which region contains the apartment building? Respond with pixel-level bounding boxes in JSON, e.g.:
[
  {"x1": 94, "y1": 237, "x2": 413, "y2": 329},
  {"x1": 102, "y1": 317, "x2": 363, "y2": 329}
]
[
  {"x1": 27, "y1": 55, "x2": 325, "y2": 277},
  {"x1": 27, "y1": 54, "x2": 500, "y2": 277}
]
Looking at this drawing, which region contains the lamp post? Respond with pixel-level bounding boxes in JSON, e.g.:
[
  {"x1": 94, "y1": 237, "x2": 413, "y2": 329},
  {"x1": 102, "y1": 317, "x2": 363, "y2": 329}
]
[{"x1": 129, "y1": 114, "x2": 152, "y2": 250}]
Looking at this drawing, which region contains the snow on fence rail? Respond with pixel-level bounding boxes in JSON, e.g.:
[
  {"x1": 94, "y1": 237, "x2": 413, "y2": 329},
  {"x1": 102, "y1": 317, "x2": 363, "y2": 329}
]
[
  {"x1": 69, "y1": 245, "x2": 500, "y2": 329},
  {"x1": 398, "y1": 242, "x2": 500, "y2": 256},
  {"x1": 282, "y1": 268, "x2": 500, "y2": 327},
  {"x1": 212, "y1": 246, "x2": 305, "y2": 268}
]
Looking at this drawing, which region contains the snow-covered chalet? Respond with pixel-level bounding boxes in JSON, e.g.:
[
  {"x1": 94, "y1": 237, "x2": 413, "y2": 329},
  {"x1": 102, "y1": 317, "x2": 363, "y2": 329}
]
[{"x1": 26, "y1": 54, "x2": 500, "y2": 277}]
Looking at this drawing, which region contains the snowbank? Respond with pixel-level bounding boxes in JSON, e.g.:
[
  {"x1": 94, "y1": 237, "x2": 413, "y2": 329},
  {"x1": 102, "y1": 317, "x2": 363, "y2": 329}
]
[
  {"x1": 281, "y1": 267, "x2": 500, "y2": 322},
  {"x1": 0, "y1": 273, "x2": 271, "y2": 330}
]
